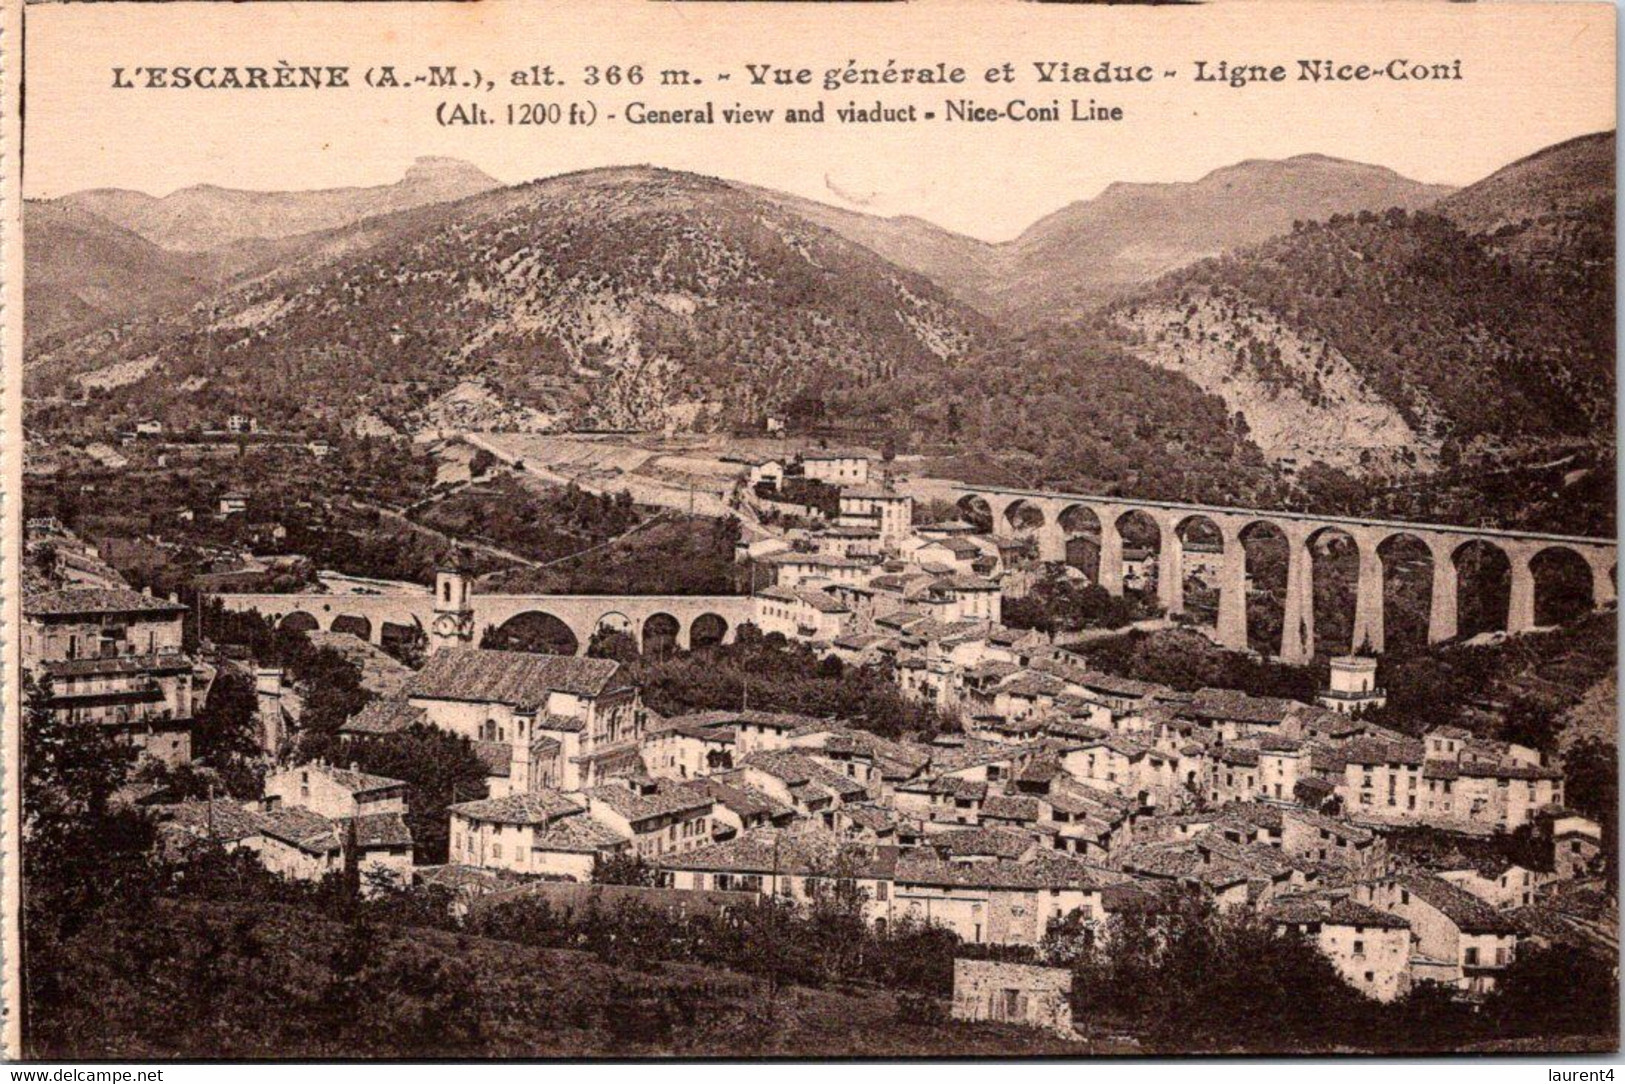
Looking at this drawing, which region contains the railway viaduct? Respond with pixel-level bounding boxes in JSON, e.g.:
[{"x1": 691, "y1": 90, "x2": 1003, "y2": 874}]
[
  {"x1": 210, "y1": 573, "x2": 753, "y2": 657},
  {"x1": 958, "y1": 485, "x2": 1617, "y2": 664}
]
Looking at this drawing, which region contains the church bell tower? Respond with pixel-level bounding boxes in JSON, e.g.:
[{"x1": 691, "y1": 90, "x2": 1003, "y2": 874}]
[{"x1": 429, "y1": 562, "x2": 475, "y2": 655}]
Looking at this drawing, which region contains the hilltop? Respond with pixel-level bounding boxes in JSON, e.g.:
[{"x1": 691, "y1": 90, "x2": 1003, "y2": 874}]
[
  {"x1": 1101, "y1": 136, "x2": 1614, "y2": 473},
  {"x1": 58, "y1": 156, "x2": 501, "y2": 251},
  {"x1": 31, "y1": 167, "x2": 988, "y2": 435},
  {"x1": 23, "y1": 201, "x2": 209, "y2": 347},
  {"x1": 768, "y1": 155, "x2": 1452, "y2": 327}
]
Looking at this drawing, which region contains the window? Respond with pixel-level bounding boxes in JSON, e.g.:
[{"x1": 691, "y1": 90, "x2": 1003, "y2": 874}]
[
  {"x1": 875, "y1": 881, "x2": 888, "y2": 901},
  {"x1": 1364, "y1": 971, "x2": 1375, "y2": 983},
  {"x1": 1463, "y1": 946, "x2": 1479, "y2": 966},
  {"x1": 1353, "y1": 940, "x2": 1365, "y2": 956}
]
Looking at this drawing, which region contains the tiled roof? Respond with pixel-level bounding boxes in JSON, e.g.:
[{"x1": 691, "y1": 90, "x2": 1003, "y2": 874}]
[
  {"x1": 340, "y1": 698, "x2": 428, "y2": 736},
  {"x1": 157, "y1": 799, "x2": 266, "y2": 843},
  {"x1": 924, "y1": 738, "x2": 1017, "y2": 774},
  {"x1": 40, "y1": 652, "x2": 195, "y2": 679},
  {"x1": 831, "y1": 631, "x2": 892, "y2": 651},
  {"x1": 839, "y1": 803, "x2": 901, "y2": 832},
  {"x1": 450, "y1": 789, "x2": 582, "y2": 825},
  {"x1": 930, "y1": 573, "x2": 1000, "y2": 592},
  {"x1": 471, "y1": 740, "x2": 513, "y2": 778},
  {"x1": 928, "y1": 826, "x2": 1036, "y2": 860},
  {"x1": 530, "y1": 815, "x2": 629, "y2": 854},
  {"x1": 763, "y1": 552, "x2": 869, "y2": 569},
  {"x1": 24, "y1": 587, "x2": 188, "y2": 617},
  {"x1": 586, "y1": 779, "x2": 716, "y2": 823},
  {"x1": 669, "y1": 709, "x2": 826, "y2": 733},
  {"x1": 1455, "y1": 760, "x2": 1563, "y2": 781},
  {"x1": 304, "y1": 762, "x2": 407, "y2": 794},
  {"x1": 1185, "y1": 688, "x2": 1303, "y2": 725},
  {"x1": 702, "y1": 778, "x2": 795, "y2": 821},
  {"x1": 404, "y1": 648, "x2": 622, "y2": 709},
  {"x1": 795, "y1": 729, "x2": 930, "y2": 778},
  {"x1": 257, "y1": 807, "x2": 342, "y2": 854},
  {"x1": 997, "y1": 671, "x2": 1071, "y2": 699},
  {"x1": 415, "y1": 863, "x2": 503, "y2": 893},
  {"x1": 744, "y1": 750, "x2": 869, "y2": 799},
  {"x1": 664, "y1": 827, "x2": 898, "y2": 879},
  {"x1": 1281, "y1": 806, "x2": 1372, "y2": 843},
  {"x1": 1217, "y1": 745, "x2": 1261, "y2": 767},
  {"x1": 1267, "y1": 894, "x2": 1408, "y2": 930},
  {"x1": 534, "y1": 712, "x2": 588, "y2": 734},
  {"x1": 896, "y1": 851, "x2": 1131, "y2": 891},
  {"x1": 792, "y1": 588, "x2": 851, "y2": 614},
  {"x1": 981, "y1": 794, "x2": 1043, "y2": 822},
  {"x1": 347, "y1": 811, "x2": 414, "y2": 849},
  {"x1": 1391, "y1": 873, "x2": 1519, "y2": 934},
  {"x1": 1342, "y1": 736, "x2": 1426, "y2": 766}
]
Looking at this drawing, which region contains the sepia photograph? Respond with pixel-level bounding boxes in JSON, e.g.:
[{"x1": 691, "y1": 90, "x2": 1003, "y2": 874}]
[{"x1": 4, "y1": 0, "x2": 1620, "y2": 1063}]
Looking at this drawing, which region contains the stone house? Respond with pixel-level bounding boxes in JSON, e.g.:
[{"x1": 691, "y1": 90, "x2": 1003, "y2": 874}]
[
  {"x1": 1356, "y1": 873, "x2": 1521, "y2": 996},
  {"x1": 583, "y1": 776, "x2": 716, "y2": 860},
  {"x1": 1267, "y1": 893, "x2": 1413, "y2": 1002},
  {"x1": 952, "y1": 959, "x2": 1074, "y2": 1035},
  {"x1": 23, "y1": 586, "x2": 197, "y2": 766}
]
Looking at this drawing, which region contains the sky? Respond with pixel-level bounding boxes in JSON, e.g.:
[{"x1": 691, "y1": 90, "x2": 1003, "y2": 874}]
[{"x1": 21, "y1": 0, "x2": 1616, "y2": 242}]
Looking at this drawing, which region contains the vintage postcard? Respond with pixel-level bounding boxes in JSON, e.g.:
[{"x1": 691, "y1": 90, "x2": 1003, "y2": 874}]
[{"x1": 3, "y1": 0, "x2": 1618, "y2": 1062}]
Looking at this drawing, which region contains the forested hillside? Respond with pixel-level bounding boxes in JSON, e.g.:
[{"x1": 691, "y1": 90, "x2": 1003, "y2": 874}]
[
  {"x1": 32, "y1": 167, "x2": 987, "y2": 436},
  {"x1": 1110, "y1": 209, "x2": 1613, "y2": 466},
  {"x1": 833, "y1": 321, "x2": 1285, "y2": 506}
]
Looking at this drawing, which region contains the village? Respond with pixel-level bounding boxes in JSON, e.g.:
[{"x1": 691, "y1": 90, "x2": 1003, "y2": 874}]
[{"x1": 20, "y1": 439, "x2": 1615, "y2": 1037}]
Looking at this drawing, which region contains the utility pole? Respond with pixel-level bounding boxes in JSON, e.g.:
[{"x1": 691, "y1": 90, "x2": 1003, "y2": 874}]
[{"x1": 768, "y1": 831, "x2": 782, "y2": 1005}]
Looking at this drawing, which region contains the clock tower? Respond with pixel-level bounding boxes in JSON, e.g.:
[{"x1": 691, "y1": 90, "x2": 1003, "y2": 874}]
[{"x1": 429, "y1": 563, "x2": 475, "y2": 655}]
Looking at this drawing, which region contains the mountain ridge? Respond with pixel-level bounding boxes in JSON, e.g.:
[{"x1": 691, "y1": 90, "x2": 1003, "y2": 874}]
[{"x1": 57, "y1": 156, "x2": 503, "y2": 251}]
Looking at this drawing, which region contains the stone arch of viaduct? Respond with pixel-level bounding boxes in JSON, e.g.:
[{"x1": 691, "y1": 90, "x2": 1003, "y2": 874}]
[
  {"x1": 209, "y1": 591, "x2": 753, "y2": 655},
  {"x1": 960, "y1": 486, "x2": 1617, "y2": 664}
]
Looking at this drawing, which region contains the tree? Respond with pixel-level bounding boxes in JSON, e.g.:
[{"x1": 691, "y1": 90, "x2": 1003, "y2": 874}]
[
  {"x1": 587, "y1": 627, "x2": 641, "y2": 665},
  {"x1": 190, "y1": 667, "x2": 268, "y2": 796},
  {"x1": 593, "y1": 852, "x2": 662, "y2": 887},
  {"x1": 1063, "y1": 894, "x2": 1377, "y2": 1051},
  {"x1": 21, "y1": 681, "x2": 160, "y2": 1052},
  {"x1": 1563, "y1": 737, "x2": 1618, "y2": 879},
  {"x1": 298, "y1": 724, "x2": 488, "y2": 864},
  {"x1": 468, "y1": 447, "x2": 498, "y2": 479},
  {"x1": 1483, "y1": 943, "x2": 1618, "y2": 1041}
]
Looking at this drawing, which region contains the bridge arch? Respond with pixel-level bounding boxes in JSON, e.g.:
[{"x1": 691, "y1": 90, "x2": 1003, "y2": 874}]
[
  {"x1": 483, "y1": 611, "x2": 581, "y2": 656},
  {"x1": 1058, "y1": 503, "x2": 1103, "y2": 578},
  {"x1": 690, "y1": 612, "x2": 730, "y2": 649},
  {"x1": 1237, "y1": 520, "x2": 1291, "y2": 657},
  {"x1": 329, "y1": 614, "x2": 374, "y2": 642},
  {"x1": 954, "y1": 494, "x2": 994, "y2": 534},
  {"x1": 1529, "y1": 545, "x2": 1594, "y2": 628},
  {"x1": 1374, "y1": 532, "x2": 1434, "y2": 653},
  {"x1": 1114, "y1": 509, "x2": 1164, "y2": 599},
  {"x1": 642, "y1": 612, "x2": 683, "y2": 656},
  {"x1": 955, "y1": 497, "x2": 994, "y2": 539},
  {"x1": 279, "y1": 611, "x2": 320, "y2": 635},
  {"x1": 1171, "y1": 514, "x2": 1225, "y2": 630},
  {"x1": 1452, "y1": 539, "x2": 1513, "y2": 639},
  {"x1": 379, "y1": 616, "x2": 425, "y2": 660},
  {"x1": 594, "y1": 611, "x2": 635, "y2": 636},
  {"x1": 1002, "y1": 498, "x2": 1048, "y2": 534},
  {"x1": 1304, "y1": 525, "x2": 1360, "y2": 657}
]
